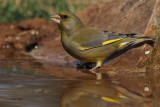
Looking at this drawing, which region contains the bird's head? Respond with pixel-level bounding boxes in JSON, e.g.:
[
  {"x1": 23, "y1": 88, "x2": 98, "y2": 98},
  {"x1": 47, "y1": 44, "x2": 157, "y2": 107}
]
[{"x1": 51, "y1": 11, "x2": 84, "y2": 34}]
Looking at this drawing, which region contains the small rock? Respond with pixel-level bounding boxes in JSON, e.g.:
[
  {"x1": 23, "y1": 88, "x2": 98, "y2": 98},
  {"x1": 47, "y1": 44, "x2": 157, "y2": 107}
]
[
  {"x1": 31, "y1": 30, "x2": 36, "y2": 35},
  {"x1": 35, "y1": 45, "x2": 38, "y2": 49},
  {"x1": 144, "y1": 86, "x2": 149, "y2": 92},
  {"x1": 35, "y1": 31, "x2": 39, "y2": 35},
  {"x1": 145, "y1": 51, "x2": 150, "y2": 55}
]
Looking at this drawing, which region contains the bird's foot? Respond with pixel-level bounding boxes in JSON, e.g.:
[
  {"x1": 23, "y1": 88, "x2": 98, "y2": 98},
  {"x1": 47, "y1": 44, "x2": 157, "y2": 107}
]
[
  {"x1": 89, "y1": 61, "x2": 102, "y2": 79},
  {"x1": 89, "y1": 69, "x2": 102, "y2": 80}
]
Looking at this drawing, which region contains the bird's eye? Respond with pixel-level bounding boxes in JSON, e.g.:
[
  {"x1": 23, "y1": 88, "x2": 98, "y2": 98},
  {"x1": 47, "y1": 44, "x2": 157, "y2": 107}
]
[{"x1": 61, "y1": 15, "x2": 68, "y2": 19}]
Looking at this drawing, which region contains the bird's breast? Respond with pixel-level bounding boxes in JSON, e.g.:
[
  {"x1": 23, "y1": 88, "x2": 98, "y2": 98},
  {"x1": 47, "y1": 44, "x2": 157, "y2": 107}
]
[{"x1": 61, "y1": 36, "x2": 80, "y2": 55}]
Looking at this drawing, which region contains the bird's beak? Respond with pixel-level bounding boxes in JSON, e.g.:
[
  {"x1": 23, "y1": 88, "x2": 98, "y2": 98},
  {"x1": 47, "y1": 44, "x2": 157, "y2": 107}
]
[{"x1": 50, "y1": 15, "x2": 60, "y2": 24}]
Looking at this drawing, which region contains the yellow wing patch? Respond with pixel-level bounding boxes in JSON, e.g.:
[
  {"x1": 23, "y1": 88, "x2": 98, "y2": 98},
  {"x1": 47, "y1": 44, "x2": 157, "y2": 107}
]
[
  {"x1": 102, "y1": 38, "x2": 123, "y2": 45},
  {"x1": 79, "y1": 38, "x2": 129, "y2": 51},
  {"x1": 79, "y1": 47, "x2": 90, "y2": 50},
  {"x1": 101, "y1": 96, "x2": 121, "y2": 104}
]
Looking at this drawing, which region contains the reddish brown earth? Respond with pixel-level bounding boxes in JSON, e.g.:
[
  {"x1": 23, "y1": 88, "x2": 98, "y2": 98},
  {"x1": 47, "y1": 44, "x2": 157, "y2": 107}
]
[{"x1": 0, "y1": 0, "x2": 160, "y2": 102}]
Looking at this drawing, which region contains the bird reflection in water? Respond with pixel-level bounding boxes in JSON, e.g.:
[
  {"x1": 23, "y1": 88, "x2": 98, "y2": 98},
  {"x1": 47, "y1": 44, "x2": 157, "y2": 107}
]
[{"x1": 60, "y1": 79, "x2": 152, "y2": 107}]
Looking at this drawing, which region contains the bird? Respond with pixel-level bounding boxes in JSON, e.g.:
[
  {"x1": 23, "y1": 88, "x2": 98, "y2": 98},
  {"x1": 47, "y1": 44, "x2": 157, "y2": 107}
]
[{"x1": 51, "y1": 11, "x2": 154, "y2": 79}]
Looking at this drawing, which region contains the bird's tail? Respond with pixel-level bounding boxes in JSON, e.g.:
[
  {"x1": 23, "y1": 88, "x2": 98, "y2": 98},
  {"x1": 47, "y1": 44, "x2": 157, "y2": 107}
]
[{"x1": 118, "y1": 34, "x2": 155, "y2": 49}]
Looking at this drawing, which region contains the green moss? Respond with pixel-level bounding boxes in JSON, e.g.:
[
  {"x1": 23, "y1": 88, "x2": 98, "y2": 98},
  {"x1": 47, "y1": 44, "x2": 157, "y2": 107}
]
[
  {"x1": 145, "y1": 25, "x2": 160, "y2": 68},
  {"x1": 0, "y1": 1, "x2": 50, "y2": 22},
  {"x1": 155, "y1": 25, "x2": 160, "y2": 45},
  {"x1": 52, "y1": 0, "x2": 70, "y2": 13},
  {"x1": 0, "y1": 0, "x2": 95, "y2": 22},
  {"x1": 137, "y1": 25, "x2": 160, "y2": 69}
]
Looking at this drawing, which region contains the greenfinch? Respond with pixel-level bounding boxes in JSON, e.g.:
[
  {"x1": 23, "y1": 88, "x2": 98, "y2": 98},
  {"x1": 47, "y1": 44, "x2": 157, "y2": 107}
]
[{"x1": 51, "y1": 11, "x2": 154, "y2": 78}]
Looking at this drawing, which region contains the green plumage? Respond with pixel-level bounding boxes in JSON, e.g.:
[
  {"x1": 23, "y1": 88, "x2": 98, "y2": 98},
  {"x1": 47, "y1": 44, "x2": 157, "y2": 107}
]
[{"x1": 51, "y1": 11, "x2": 154, "y2": 78}]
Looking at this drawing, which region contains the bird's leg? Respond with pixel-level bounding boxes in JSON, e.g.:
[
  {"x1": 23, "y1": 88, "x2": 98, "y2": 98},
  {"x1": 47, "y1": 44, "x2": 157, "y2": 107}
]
[{"x1": 89, "y1": 61, "x2": 102, "y2": 80}]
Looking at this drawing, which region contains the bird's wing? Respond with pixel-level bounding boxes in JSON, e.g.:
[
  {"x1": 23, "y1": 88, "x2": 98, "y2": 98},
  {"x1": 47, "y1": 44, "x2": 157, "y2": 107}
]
[{"x1": 79, "y1": 30, "x2": 137, "y2": 50}]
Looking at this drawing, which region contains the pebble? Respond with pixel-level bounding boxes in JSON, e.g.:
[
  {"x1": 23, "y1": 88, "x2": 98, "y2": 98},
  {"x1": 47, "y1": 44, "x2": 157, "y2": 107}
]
[
  {"x1": 145, "y1": 51, "x2": 150, "y2": 55},
  {"x1": 144, "y1": 86, "x2": 149, "y2": 92},
  {"x1": 31, "y1": 30, "x2": 36, "y2": 35},
  {"x1": 35, "y1": 45, "x2": 38, "y2": 49},
  {"x1": 35, "y1": 31, "x2": 39, "y2": 35},
  {"x1": 31, "y1": 30, "x2": 39, "y2": 35}
]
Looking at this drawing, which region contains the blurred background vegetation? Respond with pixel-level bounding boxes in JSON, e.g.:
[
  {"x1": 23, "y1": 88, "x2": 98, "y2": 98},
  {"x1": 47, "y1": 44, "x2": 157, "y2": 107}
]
[{"x1": 0, "y1": 0, "x2": 102, "y2": 23}]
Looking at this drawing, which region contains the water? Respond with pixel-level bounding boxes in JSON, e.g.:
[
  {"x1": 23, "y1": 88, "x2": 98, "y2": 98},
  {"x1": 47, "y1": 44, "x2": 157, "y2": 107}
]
[
  {"x1": 0, "y1": 79, "x2": 63, "y2": 107},
  {"x1": 0, "y1": 60, "x2": 159, "y2": 107}
]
